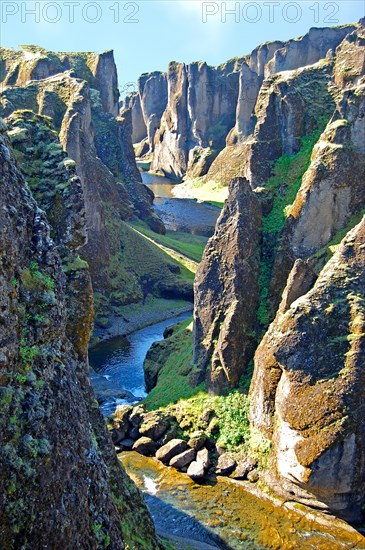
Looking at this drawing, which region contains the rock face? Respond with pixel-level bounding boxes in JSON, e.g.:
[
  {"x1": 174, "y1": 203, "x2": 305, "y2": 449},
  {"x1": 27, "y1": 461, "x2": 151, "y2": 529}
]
[
  {"x1": 0, "y1": 46, "x2": 191, "y2": 328},
  {"x1": 249, "y1": 217, "x2": 365, "y2": 522},
  {"x1": 206, "y1": 24, "x2": 356, "y2": 186},
  {"x1": 188, "y1": 21, "x2": 365, "y2": 522},
  {"x1": 267, "y1": 61, "x2": 365, "y2": 318},
  {"x1": 0, "y1": 125, "x2": 158, "y2": 548},
  {"x1": 120, "y1": 92, "x2": 147, "y2": 144},
  {"x1": 139, "y1": 71, "x2": 168, "y2": 152},
  {"x1": 125, "y1": 24, "x2": 355, "y2": 182},
  {"x1": 193, "y1": 178, "x2": 261, "y2": 392},
  {"x1": 0, "y1": 45, "x2": 120, "y2": 115},
  {"x1": 151, "y1": 59, "x2": 242, "y2": 180}
]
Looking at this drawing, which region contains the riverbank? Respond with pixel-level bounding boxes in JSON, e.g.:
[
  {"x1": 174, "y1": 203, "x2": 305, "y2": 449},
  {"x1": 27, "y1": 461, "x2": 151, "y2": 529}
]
[
  {"x1": 121, "y1": 451, "x2": 365, "y2": 549},
  {"x1": 171, "y1": 176, "x2": 228, "y2": 206},
  {"x1": 90, "y1": 297, "x2": 193, "y2": 348}
]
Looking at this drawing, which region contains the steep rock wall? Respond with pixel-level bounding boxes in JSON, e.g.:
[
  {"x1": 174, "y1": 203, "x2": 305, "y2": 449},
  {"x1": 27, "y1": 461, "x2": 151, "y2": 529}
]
[
  {"x1": 139, "y1": 71, "x2": 168, "y2": 152},
  {"x1": 249, "y1": 217, "x2": 365, "y2": 522},
  {"x1": 0, "y1": 46, "x2": 120, "y2": 115},
  {"x1": 207, "y1": 24, "x2": 356, "y2": 186},
  {"x1": 120, "y1": 92, "x2": 147, "y2": 144},
  {"x1": 0, "y1": 124, "x2": 159, "y2": 548},
  {"x1": 151, "y1": 59, "x2": 242, "y2": 180},
  {"x1": 0, "y1": 49, "x2": 191, "y2": 329},
  {"x1": 193, "y1": 178, "x2": 261, "y2": 392}
]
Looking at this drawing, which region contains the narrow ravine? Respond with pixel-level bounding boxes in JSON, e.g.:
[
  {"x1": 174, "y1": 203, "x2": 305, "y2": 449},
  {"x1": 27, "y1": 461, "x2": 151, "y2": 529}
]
[
  {"x1": 89, "y1": 166, "x2": 219, "y2": 415},
  {"x1": 89, "y1": 311, "x2": 191, "y2": 416}
]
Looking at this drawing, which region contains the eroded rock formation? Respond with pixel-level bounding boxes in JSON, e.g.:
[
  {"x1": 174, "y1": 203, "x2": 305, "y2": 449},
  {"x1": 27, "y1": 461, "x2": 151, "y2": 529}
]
[
  {"x1": 193, "y1": 178, "x2": 261, "y2": 392},
  {"x1": 249, "y1": 217, "x2": 365, "y2": 522},
  {"x1": 151, "y1": 59, "x2": 242, "y2": 180},
  {"x1": 0, "y1": 46, "x2": 192, "y2": 328},
  {"x1": 190, "y1": 20, "x2": 365, "y2": 523},
  {"x1": 0, "y1": 124, "x2": 158, "y2": 548}
]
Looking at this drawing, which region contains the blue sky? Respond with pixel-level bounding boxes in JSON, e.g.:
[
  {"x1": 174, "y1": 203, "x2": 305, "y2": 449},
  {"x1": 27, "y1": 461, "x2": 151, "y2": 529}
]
[{"x1": 1, "y1": 1, "x2": 364, "y2": 96}]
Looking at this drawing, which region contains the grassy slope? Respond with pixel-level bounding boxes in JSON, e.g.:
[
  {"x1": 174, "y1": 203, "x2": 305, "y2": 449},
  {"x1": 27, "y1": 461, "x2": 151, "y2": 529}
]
[
  {"x1": 130, "y1": 221, "x2": 208, "y2": 264},
  {"x1": 143, "y1": 318, "x2": 205, "y2": 409}
]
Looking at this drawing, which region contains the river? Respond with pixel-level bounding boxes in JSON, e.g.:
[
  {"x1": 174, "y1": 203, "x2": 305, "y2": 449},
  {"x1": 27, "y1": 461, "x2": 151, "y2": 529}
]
[
  {"x1": 141, "y1": 170, "x2": 220, "y2": 236},
  {"x1": 89, "y1": 311, "x2": 191, "y2": 417},
  {"x1": 89, "y1": 168, "x2": 219, "y2": 416}
]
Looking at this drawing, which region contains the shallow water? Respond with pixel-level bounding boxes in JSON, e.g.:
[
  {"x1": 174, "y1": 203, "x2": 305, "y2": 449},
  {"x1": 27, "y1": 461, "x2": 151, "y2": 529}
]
[
  {"x1": 89, "y1": 311, "x2": 191, "y2": 416},
  {"x1": 121, "y1": 452, "x2": 365, "y2": 550},
  {"x1": 141, "y1": 171, "x2": 220, "y2": 236}
]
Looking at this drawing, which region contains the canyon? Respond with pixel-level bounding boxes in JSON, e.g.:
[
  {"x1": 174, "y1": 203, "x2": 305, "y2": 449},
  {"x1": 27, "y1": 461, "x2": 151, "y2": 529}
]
[{"x1": 0, "y1": 17, "x2": 365, "y2": 549}]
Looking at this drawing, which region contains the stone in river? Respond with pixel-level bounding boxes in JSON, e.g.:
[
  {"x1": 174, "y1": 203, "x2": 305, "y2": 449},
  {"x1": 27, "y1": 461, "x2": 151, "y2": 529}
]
[
  {"x1": 155, "y1": 439, "x2": 189, "y2": 464},
  {"x1": 169, "y1": 449, "x2": 196, "y2": 470},
  {"x1": 132, "y1": 437, "x2": 158, "y2": 456}
]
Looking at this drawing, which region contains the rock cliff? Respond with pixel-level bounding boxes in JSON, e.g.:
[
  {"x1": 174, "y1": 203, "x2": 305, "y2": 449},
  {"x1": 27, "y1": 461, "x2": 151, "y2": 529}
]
[
  {"x1": 0, "y1": 124, "x2": 159, "y2": 548},
  {"x1": 151, "y1": 59, "x2": 242, "y2": 180},
  {"x1": 128, "y1": 24, "x2": 355, "y2": 182},
  {"x1": 120, "y1": 92, "x2": 147, "y2": 144},
  {"x1": 139, "y1": 71, "x2": 168, "y2": 153},
  {"x1": 193, "y1": 178, "x2": 261, "y2": 392},
  {"x1": 0, "y1": 46, "x2": 191, "y2": 328},
  {"x1": 249, "y1": 217, "x2": 365, "y2": 522},
  {"x1": 207, "y1": 24, "x2": 355, "y2": 187},
  {"x1": 190, "y1": 20, "x2": 365, "y2": 523}
]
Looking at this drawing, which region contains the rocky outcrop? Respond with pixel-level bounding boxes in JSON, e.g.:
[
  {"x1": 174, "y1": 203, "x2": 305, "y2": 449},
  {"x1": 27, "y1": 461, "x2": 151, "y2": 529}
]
[
  {"x1": 139, "y1": 71, "x2": 168, "y2": 152},
  {"x1": 267, "y1": 76, "x2": 365, "y2": 319},
  {"x1": 0, "y1": 46, "x2": 120, "y2": 115},
  {"x1": 209, "y1": 56, "x2": 336, "y2": 187},
  {"x1": 151, "y1": 59, "x2": 242, "y2": 180},
  {"x1": 0, "y1": 47, "x2": 193, "y2": 328},
  {"x1": 193, "y1": 178, "x2": 261, "y2": 392},
  {"x1": 207, "y1": 24, "x2": 356, "y2": 186},
  {"x1": 249, "y1": 217, "x2": 365, "y2": 522},
  {"x1": 124, "y1": 24, "x2": 355, "y2": 183},
  {"x1": 0, "y1": 124, "x2": 158, "y2": 548},
  {"x1": 120, "y1": 92, "x2": 147, "y2": 144}
]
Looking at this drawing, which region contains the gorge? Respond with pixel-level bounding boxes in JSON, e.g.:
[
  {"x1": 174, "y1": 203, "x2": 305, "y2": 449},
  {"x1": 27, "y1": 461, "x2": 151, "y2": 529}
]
[{"x1": 1, "y1": 16, "x2": 365, "y2": 550}]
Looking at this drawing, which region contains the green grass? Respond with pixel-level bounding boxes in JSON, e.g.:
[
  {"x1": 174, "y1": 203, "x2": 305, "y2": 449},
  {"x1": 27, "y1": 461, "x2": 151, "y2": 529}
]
[
  {"x1": 143, "y1": 318, "x2": 205, "y2": 409},
  {"x1": 257, "y1": 121, "x2": 328, "y2": 326},
  {"x1": 202, "y1": 200, "x2": 225, "y2": 209},
  {"x1": 130, "y1": 221, "x2": 207, "y2": 263},
  {"x1": 165, "y1": 390, "x2": 252, "y2": 453}
]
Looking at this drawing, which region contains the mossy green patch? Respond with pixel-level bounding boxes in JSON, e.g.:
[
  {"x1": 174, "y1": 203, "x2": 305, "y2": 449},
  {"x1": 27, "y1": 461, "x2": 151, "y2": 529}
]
[
  {"x1": 143, "y1": 318, "x2": 205, "y2": 409},
  {"x1": 257, "y1": 120, "x2": 329, "y2": 327}
]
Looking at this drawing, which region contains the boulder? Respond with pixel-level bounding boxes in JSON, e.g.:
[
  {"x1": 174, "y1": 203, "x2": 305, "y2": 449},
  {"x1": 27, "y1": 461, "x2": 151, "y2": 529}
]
[
  {"x1": 132, "y1": 437, "x2": 157, "y2": 457},
  {"x1": 129, "y1": 405, "x2": 146, "y2": 428},
  {"x1": 157, "y1": 424, "x2": 179, "y2": 446},
  {"x1": 128, "y1": 426, "x2": 140, "y2": 440},
  {"x1": 111, "y1": 427, "x2": 128, "y2": 444},
  {"x1": 247, "y1": 470, "x2": 259, "y2": 483},
  {"x1": 118, "y1": 438, "x2": 135, "y2": 451},
  {"x1": 187, "y1": 461, "x2": 205, "y2": 480},
  {"x1": 196, "y1": 448, "x2": 210, "y2": 470},
  {"x1": 188, "y1": 431, "x2": 207, "y2": 451},
  {"x1": 139, "y1": 411, "x2": 170, "y2": 441},
  {"x1": 155, "y1": 439, "x2": 189, "y2": 464},
  {"x1": 216, "y1": 454, "x2": 236, "y2": 476},
  {"x1": 114, "y1": 404, "x2": 133, "y2": 425},
  {"x1": 231, "y1": 458, "x2": 257, "y2": 480},
  {"x1": 169, "y1": 449, "x2": 196, "y2": 470}
]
